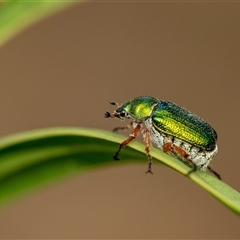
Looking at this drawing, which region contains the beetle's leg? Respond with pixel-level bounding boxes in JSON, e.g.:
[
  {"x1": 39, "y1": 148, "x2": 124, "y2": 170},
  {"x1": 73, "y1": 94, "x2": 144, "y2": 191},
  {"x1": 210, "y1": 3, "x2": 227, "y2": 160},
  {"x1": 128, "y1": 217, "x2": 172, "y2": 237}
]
[
  {"x1": 162, "y1": 143, "x2": 197, "y2": 176},
  {"x1": 113, "y1": 124, "x2": 141, "y2": 160},
  {"x1": 113, "y1": 121, "x2": 133, "y2": 133},
  {"x1": 207, "y1": 166, "x2": 221, "y2": 180},
  {"x1": 143, "y1": 129, "x2": 153, "y2": 174},
  {"x1": 163, "y1": 142, "x2": 190, "y2": 159}
]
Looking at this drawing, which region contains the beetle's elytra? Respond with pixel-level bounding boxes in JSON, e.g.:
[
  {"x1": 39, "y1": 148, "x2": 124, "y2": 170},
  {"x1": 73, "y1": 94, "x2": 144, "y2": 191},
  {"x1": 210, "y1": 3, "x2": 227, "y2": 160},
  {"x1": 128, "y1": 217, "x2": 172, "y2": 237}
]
[{"x1": 104, "y1": 96, "x2": 221, "y2": 180}]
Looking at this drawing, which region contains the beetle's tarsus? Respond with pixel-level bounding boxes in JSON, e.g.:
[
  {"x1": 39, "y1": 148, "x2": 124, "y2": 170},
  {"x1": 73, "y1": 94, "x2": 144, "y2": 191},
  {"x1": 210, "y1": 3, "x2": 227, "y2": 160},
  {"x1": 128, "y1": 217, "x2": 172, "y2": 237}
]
[
  {"x1": 113, "y1": 153, "x2": 120, "y2": 161},
  {"x1": 187, "y1": 164, "x2": 222, "y2": 180},
  {"x1": 207, "y1": 166, "x2": 222, "y2": 180},
  {"x1": 146, "y1": 169, "x2": 153, "y2": 174},
  {"x1": 145, "y1": 160, "x2": 153, "y2": 174}
]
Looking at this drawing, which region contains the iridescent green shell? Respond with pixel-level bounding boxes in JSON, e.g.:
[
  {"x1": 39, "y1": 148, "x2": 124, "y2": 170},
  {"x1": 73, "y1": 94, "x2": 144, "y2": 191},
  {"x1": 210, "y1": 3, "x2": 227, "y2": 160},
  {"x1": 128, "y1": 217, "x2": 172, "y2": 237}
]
[
  {"x1": 117, "y1": 96, "x2": 217, "y2": 151},
  {"x1": 152, "y1": 101, "x2": 217, "y2": 151}
]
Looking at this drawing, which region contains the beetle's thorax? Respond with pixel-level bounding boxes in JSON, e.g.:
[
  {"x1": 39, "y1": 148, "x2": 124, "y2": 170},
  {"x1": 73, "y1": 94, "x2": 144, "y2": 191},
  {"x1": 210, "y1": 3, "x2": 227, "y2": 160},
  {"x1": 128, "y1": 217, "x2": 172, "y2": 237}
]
[{"x1": 116, "y1": 96, "x2": 159, "y2": 122}]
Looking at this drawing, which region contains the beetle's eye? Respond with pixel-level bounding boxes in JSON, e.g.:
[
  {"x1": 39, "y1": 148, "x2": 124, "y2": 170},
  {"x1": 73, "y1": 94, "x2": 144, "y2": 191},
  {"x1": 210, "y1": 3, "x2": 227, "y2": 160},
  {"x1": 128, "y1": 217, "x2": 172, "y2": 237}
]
[{"x1": 119, "y1": 111, "x2": 126, "y2": 117}]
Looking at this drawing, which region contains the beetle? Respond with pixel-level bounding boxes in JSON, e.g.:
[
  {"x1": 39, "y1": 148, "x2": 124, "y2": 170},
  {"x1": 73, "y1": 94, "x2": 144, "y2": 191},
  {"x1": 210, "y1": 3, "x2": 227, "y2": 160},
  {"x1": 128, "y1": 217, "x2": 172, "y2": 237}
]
[{"x1": 104, "y1": 96, "x2": 221, "y2": 180}]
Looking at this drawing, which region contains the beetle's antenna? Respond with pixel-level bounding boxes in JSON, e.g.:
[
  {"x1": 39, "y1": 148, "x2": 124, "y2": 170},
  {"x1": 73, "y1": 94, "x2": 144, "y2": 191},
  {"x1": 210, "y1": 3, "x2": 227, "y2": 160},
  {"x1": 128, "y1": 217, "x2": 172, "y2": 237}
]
[
  {"x1": 105, "y1": 101, "x2": 120, "y2": 118},
  {"x1": 104, "y1": 112, "x2": 111, "y2": 118},
  {"x1": 109, "y1": 101, "x2": 119, "y2": 107},
  {"x1": 104, "y1": 111, "x2": 118, "y2": 118}
]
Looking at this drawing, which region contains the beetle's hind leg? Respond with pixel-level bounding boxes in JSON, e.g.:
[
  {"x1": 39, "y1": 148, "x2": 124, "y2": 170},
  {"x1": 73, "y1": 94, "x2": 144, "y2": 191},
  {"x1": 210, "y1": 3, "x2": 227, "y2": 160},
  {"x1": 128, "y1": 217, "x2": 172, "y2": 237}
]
[
  {"x1": 162, "y1": 142, "x2": 197, "y2": 177},
  {"x1": 162, "y1": 142, "x2": 222, "y2": 179},
  {"x1": 207, "y1": 166, "x2": 221, "y2": 180}
]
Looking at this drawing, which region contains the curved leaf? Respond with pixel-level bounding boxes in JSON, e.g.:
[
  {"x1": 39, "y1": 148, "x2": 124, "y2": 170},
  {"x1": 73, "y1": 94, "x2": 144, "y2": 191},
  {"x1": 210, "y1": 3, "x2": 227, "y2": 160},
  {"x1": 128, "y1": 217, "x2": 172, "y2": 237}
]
[{"x1": 0, "y1": 127, "x2": 240, "y2": 216}]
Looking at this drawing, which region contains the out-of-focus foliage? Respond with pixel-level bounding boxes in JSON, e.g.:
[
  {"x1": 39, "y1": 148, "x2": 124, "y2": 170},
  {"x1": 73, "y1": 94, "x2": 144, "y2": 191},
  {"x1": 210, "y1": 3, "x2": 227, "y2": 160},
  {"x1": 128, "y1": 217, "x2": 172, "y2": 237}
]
[{"x1": 0, "y1": 1, "x2": 76, "y2": 47}]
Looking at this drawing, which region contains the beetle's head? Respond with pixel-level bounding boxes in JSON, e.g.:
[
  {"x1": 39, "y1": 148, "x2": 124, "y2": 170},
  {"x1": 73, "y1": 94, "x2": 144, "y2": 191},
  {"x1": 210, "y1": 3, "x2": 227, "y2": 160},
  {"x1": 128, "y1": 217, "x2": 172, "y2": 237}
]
[
  {"x1": 104, "y1": 101, "x2": 131, "y2": 120},
  {"x1": 104, "y1": 96, "x2": 159, "y2": 121}
]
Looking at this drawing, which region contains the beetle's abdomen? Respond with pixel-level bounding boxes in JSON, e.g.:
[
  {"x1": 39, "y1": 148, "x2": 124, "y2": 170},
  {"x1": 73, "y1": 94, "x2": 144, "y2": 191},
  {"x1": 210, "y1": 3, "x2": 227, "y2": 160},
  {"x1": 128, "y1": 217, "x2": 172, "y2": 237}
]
[{"x1": 151, "y1": 101, "x2": 217, "y2": 151}]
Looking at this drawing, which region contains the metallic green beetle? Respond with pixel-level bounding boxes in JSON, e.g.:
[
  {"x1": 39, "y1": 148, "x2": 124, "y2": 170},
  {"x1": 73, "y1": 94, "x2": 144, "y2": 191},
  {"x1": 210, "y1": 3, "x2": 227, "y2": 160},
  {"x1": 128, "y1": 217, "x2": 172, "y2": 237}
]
[{"x1": 104, "y1": 96, "x2": 221, "y2": 179}]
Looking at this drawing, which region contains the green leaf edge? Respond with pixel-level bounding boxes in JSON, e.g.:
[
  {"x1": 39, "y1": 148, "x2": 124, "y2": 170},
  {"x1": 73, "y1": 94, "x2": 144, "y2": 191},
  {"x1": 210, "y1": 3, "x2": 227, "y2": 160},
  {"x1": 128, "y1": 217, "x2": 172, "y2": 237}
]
[{"x1": 0, "y1": 127, "x2": 239, "y2": 215}]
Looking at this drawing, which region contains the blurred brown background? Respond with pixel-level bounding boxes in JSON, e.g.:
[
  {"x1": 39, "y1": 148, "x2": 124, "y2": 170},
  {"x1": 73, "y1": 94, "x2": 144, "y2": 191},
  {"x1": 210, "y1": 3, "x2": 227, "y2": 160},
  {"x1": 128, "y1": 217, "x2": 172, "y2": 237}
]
[{"x1": 0, "y1": 2, "x2": 240, "y2": 239}]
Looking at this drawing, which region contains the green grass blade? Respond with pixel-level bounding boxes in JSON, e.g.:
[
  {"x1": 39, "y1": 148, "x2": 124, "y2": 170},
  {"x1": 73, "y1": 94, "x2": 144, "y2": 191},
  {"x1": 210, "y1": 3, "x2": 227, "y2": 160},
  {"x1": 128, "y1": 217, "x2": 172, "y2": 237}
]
[
  {"x1": 0, "y1": 127, "x2": 239, "y2": 216},
  {"x1": 0, "y1": 1, "x2": 76, "y2": 47},
  {"x1": 0, "y1": 128, "x2": 146, "y2": 208}
]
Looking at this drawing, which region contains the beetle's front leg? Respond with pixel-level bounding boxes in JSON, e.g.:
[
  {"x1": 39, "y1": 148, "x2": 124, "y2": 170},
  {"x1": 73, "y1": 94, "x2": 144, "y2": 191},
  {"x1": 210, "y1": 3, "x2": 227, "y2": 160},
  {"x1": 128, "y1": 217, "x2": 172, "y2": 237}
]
[
  {"x1": 113, "y1": 121, "x2": 133, "y2": 133},
  {"x1": 113, "y1": 124, "x2": 141, "y2": 160},
  {"x1": 143, "y1": 129, "x2": 153, "y2": 174}
]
